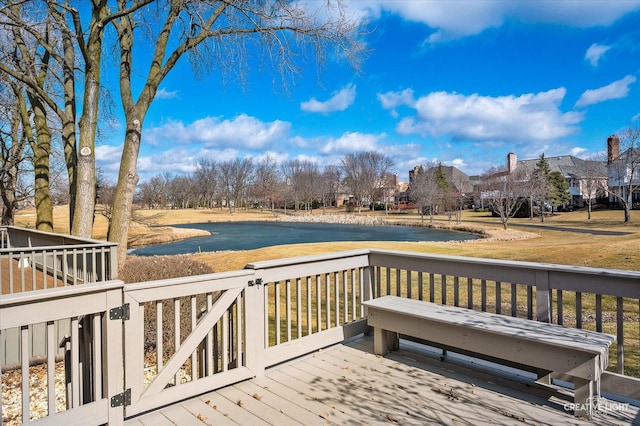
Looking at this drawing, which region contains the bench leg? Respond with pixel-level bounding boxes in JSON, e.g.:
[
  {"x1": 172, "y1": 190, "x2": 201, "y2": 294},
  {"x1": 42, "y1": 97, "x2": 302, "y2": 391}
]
[
  {"x1": 573, "y1": 378, "x2": 595, "y2": 420},
  {"x1": 373, "y1": 327, "x2": 399, "y2": 355}
]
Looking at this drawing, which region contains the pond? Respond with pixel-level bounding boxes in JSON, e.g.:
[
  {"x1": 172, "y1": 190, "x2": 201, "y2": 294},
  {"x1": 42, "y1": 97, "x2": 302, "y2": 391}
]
[{"x1": 130, "y1": 221, "x2": 478, "y2": 256}]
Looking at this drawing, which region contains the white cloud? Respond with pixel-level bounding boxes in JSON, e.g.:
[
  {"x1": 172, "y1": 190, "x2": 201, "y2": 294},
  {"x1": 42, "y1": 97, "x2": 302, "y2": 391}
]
[
  {"x1": 377, "y1": 88, "x2": 415, "y2": 117},
  {"x1": 155, "y1": 87, "x2": 179, "y2": 100},
  {"x1": 300, "y1": 84, "x2": 356, "y2": 114},
  {"x1": 144, "y1": 114, "x2": 291, "y2": 149},
  {"x1": 395, "y1": 88, "x2": 582, "y2": 142},
  {"x1": 353, "y1": 0, "x2": 640, "y2": 43},
  {"x1": 319, "y1": 131, "x2": 385, "y2": 154},
  {"x1": 95, "y1": 144, "x2": 123, "y2": 162},
  {"x1": 570, "y1": 147, "x2": 589, "y2": 157},
  {"x1": 631, "y1": 112, "x2": 640, "y2": 122},
  {"x1": 585, "y1": 43, "x2": 611, "y2": 66},
  {"x1": 575, "y1": 75, "x2": 637, "y2": 108},
  {"x1": 449, "y1": 158, "x2": 467, "y2": 169}
]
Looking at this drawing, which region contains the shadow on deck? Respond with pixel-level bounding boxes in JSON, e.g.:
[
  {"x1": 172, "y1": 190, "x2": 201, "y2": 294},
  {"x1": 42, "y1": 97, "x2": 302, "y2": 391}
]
[{"x1": 125, "y1": 335, "x2": 639, "y2": 425}]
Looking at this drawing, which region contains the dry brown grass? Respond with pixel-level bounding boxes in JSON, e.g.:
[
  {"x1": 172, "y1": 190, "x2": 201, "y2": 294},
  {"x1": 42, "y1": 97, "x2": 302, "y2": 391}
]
[{"x1": 13, "y1": 205, "x2": 640, "y2": 272}]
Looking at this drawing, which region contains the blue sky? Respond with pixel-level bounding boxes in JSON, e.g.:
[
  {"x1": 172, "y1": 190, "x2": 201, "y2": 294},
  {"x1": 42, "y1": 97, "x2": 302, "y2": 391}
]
[{"x1": 95, "y1": 0, "x2": 640, "y2": 183}]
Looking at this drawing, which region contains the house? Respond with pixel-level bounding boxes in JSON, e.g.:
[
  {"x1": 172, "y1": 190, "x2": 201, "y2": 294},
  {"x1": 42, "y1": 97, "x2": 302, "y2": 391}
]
[
  {"x1": 406, "y1": 164, "x2": 476, "y2": 209},
  {"x1": 606, "y1": 134, "x2": 640, "y2": 207},
  {"x1": 516, "y1": 154, "x2": 607, "y2": 208}
]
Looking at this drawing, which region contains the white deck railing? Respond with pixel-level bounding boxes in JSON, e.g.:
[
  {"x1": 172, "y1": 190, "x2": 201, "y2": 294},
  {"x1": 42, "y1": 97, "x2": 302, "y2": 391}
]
[
  {"x1": 0, "y1": 226, "x2": 118, "y2": 295},
  {"x1": 1, "y1": 249, "x2": 639, "y2": 424}
]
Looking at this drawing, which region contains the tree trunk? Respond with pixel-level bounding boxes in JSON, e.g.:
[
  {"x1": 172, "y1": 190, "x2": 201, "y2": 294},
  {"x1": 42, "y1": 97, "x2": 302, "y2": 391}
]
[
  {"x1": 71, "y1": 8, "x2": 105, "y2": 238},
  {"x1": 624, "y1": 205, "x2": 631, "y2": 223},
  {"x1": 108, "y1": 118, "x2": 142, "y2": 267},
  {"x1": 31, "y1": 101, "x2": 53, "y2": 232},
  {"x1": 0, "y1": 168, "x2": 18, "y2": 226}
]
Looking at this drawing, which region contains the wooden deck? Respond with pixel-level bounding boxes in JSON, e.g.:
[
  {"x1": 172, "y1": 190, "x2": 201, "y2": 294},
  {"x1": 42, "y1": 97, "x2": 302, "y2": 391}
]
[
  {"x1": 124, "y1": 335, "x2": 639, "y2": 425},
  {"x1": 0, "y1": 257, "x2": 72, "y2": 294}
]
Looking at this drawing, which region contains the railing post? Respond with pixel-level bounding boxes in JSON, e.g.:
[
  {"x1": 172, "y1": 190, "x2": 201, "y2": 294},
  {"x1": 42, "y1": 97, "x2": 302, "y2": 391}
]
[
  {"x1": 109, "y1": 245, "x2": 119, "y2": 280},
  {"x1": 105, "y1": 284, "x2": 125, "y2": 426},
  {"x1": 244, "y1": 273, "x2": 265, "y2": 378},
  {"x1": 535, "y1": 269, "x2": 551, "y2": 323}
]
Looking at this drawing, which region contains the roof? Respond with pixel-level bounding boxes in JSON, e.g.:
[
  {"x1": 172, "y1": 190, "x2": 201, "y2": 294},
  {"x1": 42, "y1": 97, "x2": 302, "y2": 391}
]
[{"x1": 517, "y1": 155, "x2": 607, "y2": 179}]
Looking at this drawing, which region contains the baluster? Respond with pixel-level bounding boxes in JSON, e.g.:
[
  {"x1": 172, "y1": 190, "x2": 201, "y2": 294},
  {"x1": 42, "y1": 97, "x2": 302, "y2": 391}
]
[
  {"x1": 453, "y1": 276, "x2": 459, "y2": 307},
  {"x1": 350, "y1": 269, "x2": 356, "y2": 322},
  {"x1": 236, "y1": 296, "x2": 243, "y2": 368},
  {"x1": 93, "y1": 314, "x2": 103, "y2": 400},
  {"x1": 207, "y1": 293, "x2": 214, "y2": 376},
  {"x1": 481, "y1": 279, "x2": 487, "y2": 312},
  {"x1": 296, "y1": 278, "x2": 302, "y2": 339},
  {"x1": 418, "y1": 272, "x2": 424, "y2": 301},
  {"x1": 306, "y1": 277, "x2": 312, "y2": 336},
  {"x1": 595, "y1": 294, "x2": 602, "y2": 332},
  {"x1": 467, "y1": 278, "x2": 473, "y2": 309},
  {"x1": 441, "y1": 274, "x2": 447, "y2": 305},
  {"x1": 325, "y1": 273, "x2": 330, "y2": 329},
  {"x1": 511, "y1": 283, "x2": 517, "y2": 317},
  {"x1": 495, "y1": 281, "x2": 502, "y2": 315},
  {"x1": 222, "y1": 310, "x2": 229, "y2": 372},
  {"x1": 343, "y1": 270, "x2": 348, "y2": 324},
  {"x1": 156, "y1": 300, "x2": 163, "y2": 377},
  {"x1": 556, "y1": 290, "x2": 563, "y2": 325},
  {"x1": 429, "y1": 273, "x2": 435, "y2": 303},
  {"x1": 174, "y1": 298, "x2": 180, "y2": 385},
  {"x1": 576, "y1": 292, "x2": 583, "y2": 329},
  {"x1": 617, "y1": 297, "x2": 624, "y2": 374},
  {"x1": 386, "y1": 267, "x2": 391, "y2": 296},
  {"x1": 191, "y1": 296, "x2": 197, "y2": 379},
  {"x1": 286, "y1": 279, "x2": 292, "y2": 342},
  {"x1": 334, "y1": 272, "x2": 340, "y2": 327},
  {"x1": 407, "y1": 270, "x2": 412, "y2": 299},
  {"x1": 316, "y1": 275, "x2": 321, "y2": 332},
  {"x1": 30, "y1": 251, "x2": 36, "y2": 290},
  {"x1": 47, "y1": 322, "x2": 56, "y2": 414},
  {"x1": 275, "y1": 281, "x2": 281, "y2": 345}
]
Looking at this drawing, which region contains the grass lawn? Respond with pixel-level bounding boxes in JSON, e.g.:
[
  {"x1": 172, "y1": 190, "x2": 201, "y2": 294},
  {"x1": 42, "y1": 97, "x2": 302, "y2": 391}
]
[{"x1": 14, "y1": 205, "x2": 640, "y2": 272}]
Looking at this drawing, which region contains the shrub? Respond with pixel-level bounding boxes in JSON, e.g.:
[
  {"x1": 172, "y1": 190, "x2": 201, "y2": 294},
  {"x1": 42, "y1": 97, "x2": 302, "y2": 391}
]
[{"x1": 120, "y1": 254, "x2": 214, "y2": 283}]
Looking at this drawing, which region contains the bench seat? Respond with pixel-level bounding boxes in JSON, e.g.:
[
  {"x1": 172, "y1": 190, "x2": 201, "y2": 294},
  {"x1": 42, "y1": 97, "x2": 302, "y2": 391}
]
[{"x1": 362, "y1": 296, "x2": 616, "y2": 419}]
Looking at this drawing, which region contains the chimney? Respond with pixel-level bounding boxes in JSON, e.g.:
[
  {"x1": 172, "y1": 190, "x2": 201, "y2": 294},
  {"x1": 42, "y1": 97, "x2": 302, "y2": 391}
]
[
  {"x1": 507, "y1": 152, "x2": 517, "y2": 173},
  {"x1": 607, "y1": 135, "x2": 620, "y2": 163}
]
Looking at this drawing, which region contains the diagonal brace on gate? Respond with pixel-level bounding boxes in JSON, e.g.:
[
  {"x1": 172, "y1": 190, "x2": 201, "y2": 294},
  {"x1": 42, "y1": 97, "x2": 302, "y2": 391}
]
[{"x1": 140, "y1": 286, "x2": 243, "y2": 397}]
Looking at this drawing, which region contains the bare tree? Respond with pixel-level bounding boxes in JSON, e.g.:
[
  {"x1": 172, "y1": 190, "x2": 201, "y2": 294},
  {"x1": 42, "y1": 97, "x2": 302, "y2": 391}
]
[
  {"x1": 341, "y1": 151, "x2": 393, "y2": 213},
  {"x1": 581, "y1": 158, "x2": 607, "y2": 220},
  {"x1": 254, "y1": 154, "x2": 280, "y2": 213},
  {"x1": 607, "y1": 127, "x2": 640, "y2": 223},
  {"x1": 107, "y1": 0, "x2": 364, "y2": 265},
  {"x1": 194, "y1": 159, "x2": 217, "y2": 208},
  {"x1": 0, "y1": 81, "x2": 29, "y2": 225},
  {"x1": 320, "y1": 165, "x2": 342, "y2": 213},
  {"x1": 218, "y1": 158, "x2": 254, "y2": 213},
  {"x1": 409, "y1": 163, "x2": 438, "y2": 223},
  {"x1": 479, "y1": 167, "x2": 528, "y2": 229},
  {"x1": 4, "y1": 1, "x2": 364, "y2": 268}
]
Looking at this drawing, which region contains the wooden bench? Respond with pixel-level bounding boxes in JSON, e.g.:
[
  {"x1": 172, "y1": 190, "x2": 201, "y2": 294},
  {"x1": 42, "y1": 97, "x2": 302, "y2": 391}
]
[{"x1": 362, "y1": 296, "x2": 616, "y2": 419}]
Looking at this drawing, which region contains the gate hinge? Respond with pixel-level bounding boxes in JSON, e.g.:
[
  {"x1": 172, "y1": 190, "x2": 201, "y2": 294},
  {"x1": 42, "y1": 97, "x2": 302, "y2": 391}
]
[
  {"x1": 248, "y1": 278, "x2": 263, "y2": 287},
  {"x1": 110, "y1": 303, "x2": 130, "y2": 320},
  {"x1": 110, "y1": 388, "x2": 131, "y2": 407}
]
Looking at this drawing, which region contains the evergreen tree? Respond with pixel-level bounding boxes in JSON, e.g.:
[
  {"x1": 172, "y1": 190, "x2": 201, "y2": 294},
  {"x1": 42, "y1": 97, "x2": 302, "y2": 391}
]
[
  {"x1": 532, "y1": 154, "x2": 552, "y2": 222},
  {"x1": 549, "y1": 171, "x2": 570, "y2": 210}
]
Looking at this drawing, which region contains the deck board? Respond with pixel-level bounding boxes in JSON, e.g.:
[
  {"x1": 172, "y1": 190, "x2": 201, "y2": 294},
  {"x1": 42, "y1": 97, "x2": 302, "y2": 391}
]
[
  {"x1": 125, "y1": 335, "x2": 639, "y2": 426},
  {"x1": 1, "y1": 257, "x2": 75, "y2": 294}
]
